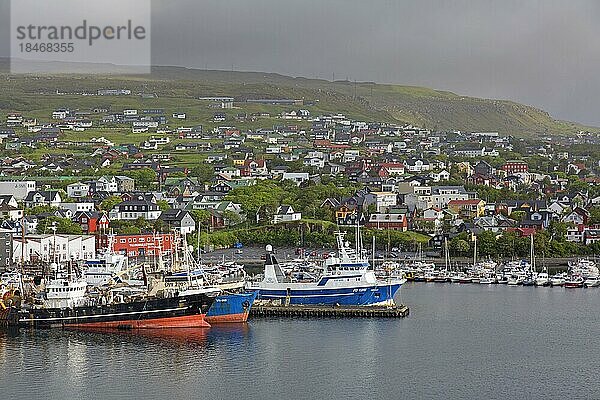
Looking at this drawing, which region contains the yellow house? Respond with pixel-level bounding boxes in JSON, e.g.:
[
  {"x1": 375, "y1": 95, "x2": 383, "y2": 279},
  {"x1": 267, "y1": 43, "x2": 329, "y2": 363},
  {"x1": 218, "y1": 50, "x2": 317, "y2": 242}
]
[{"x1": 447, "y1": 199, "x2": 485, "y2": 219}]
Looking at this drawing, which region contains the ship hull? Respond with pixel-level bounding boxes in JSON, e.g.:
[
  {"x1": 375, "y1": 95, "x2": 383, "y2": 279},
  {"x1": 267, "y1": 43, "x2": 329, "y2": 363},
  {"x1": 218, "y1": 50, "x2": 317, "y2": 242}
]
[
  {"x1": 205, "y1": 292, "x2": 257, "y2": 323},
  {"x1": 17, "y1": 293, "x2": 215, "y2": 329},
  {"x1": 251, "y1": 282, "x2": 402, "y2": 306},
  {"x1": 65, "y1": 314, "x2": 210, "y2": 330}
]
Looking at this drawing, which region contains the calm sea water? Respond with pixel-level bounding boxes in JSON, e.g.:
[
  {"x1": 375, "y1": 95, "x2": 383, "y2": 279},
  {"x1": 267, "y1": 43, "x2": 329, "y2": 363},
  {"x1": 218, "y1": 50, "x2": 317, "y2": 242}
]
[{"x1": 2, "y1": 283, "x2": 600, "y2": 400}]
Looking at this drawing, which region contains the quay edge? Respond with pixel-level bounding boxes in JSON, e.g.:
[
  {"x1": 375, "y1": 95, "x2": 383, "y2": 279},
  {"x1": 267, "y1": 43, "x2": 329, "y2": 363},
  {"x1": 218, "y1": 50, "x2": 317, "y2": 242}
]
[{"x1": 250, "y1": 304, "x2": 409, "y2": 318}]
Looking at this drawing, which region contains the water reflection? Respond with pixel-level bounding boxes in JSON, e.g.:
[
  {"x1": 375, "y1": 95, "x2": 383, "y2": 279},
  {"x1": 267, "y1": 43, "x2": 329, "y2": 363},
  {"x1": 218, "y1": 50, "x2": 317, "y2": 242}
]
[
  {"x1": 4, "y1": 285, "x2": 600, "y2": 399},
  {"x1": 66, "y1": 327, "x2": 212, "y2": 346}
]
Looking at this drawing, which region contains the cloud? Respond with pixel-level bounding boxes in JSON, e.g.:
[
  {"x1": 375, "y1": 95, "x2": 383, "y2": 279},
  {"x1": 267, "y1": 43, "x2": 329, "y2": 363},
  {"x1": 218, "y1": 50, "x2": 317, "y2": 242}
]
[{"x1": 2, "y1": 0, "x2": 600, "y2": 125}]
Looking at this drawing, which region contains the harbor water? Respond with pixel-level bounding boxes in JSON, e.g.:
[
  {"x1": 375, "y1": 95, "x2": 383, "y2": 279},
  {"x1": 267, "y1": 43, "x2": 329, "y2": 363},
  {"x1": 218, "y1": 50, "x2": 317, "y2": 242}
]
[{"x1": 2, "y1": 282, "x2": 600, "y2": 399}]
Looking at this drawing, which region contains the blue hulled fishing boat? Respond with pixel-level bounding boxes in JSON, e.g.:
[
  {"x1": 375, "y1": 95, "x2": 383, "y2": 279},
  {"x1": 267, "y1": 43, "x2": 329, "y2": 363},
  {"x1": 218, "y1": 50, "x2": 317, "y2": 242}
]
[{"x1": 247, "y1": 230, "x2": 404, "y2": 306}]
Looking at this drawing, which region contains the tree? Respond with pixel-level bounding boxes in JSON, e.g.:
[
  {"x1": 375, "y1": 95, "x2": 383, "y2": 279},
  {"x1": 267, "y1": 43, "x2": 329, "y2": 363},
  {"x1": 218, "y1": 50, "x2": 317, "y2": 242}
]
[
  {"x1": 590, "y1": 207, "x2": 600, "y2": 225},
  {"x1": 99, "y1": 195, "x2": 122, "y2": 212},
  {"x1": 38, "y1": 217, "x2": 83, "y2": 235},
  {"x1": 496, "y1": 231, "x2": 518, "y2": 258},
  {"x1": 153, "y1": 219, "x2": 170, "y2": 233},
  {"x1": 190, "y1": 209, "x2": 211, "y2": 225},
  {"x1": 25, "y1": 205, "x2": 58, "y2": 216},
  {"x1": 120, "y1": 225, "x2": 141, "y2": 235},
  {"x1": 476, "y1": 231, "x2": 497, "y2": 257},
  {"x1": 509, "y1": 211, "x2": 526, "y2": 222},
  {"x1": 124, "y1": 168, "x2": 157, "y2": 190},
  {"x1": 156, "y1": 200, "x2": 170, "y2": 211},
  {"x1": 225, "y1": 180, "x2": 287, "y2": 224},
  {"x1": 450, "y1": 234, "x2": 471, "y2": 256},
  {"x1": 223, "y1": 210, "x2": 242, "y2": 227},
  {"x1": 547, "y1": 221, "x2": 570, "y2": 242},
  {"x1": 189, "y1": 164, "x2": 215, "y2": 183}
]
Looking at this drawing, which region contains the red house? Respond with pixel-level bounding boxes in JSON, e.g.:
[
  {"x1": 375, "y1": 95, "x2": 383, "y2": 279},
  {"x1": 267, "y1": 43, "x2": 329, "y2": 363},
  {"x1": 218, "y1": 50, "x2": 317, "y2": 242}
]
[{"x1": 72, "y1": 211, "x2": 110, "y2": 234}]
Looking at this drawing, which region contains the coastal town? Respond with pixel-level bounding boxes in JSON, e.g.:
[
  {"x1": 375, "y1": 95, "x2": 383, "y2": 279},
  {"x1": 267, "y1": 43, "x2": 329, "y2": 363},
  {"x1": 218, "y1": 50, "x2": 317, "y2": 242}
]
[
  {"x1": 0, "y1": 83, "x2": 598, "y2": 273},
  {"x1": 5, "y1": 3, "x2": 600, "y2": 400},
  {"x1": 0, "y1": 74, "x2": 599, "y2": 329}
]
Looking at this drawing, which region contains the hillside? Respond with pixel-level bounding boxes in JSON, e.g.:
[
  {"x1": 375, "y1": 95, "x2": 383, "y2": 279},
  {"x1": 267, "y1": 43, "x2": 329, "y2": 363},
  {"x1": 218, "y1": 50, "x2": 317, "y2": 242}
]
[{"x1": 0, "y1": 63, "x2": 595, "y2": 136}]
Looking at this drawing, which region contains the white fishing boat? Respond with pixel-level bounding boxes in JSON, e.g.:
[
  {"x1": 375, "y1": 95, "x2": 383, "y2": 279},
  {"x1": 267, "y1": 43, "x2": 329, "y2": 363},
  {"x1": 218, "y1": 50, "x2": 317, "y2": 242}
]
[
  {"x1": 44, "y1": 273, "x2": 88, "y2": 309},
  {"x1": 82, "y1": 235, "x2": 129, "y2": 287},
  {"x1": 450, "y1": 272, "x2": 465, "y2": 283},
  {"x1": 507, "y1": 273, "x2": 524, "y2": 286},
  {"x1": 0, "y1": 271, "x2": 23, "y2": 287}
]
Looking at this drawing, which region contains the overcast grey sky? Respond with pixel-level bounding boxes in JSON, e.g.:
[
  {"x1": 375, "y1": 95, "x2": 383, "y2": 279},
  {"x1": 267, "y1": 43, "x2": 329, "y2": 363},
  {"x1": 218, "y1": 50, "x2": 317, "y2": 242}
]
[{"x1": 2, "y1": 1, "x2": 600, "y2": 126}]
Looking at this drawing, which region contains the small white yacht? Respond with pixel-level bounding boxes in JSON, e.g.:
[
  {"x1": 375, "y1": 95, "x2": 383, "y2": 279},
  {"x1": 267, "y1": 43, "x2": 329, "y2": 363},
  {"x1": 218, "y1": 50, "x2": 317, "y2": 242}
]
[
  {"x1": 569, "y1": 259, "x2": 599, "y2": 278},
  {"x1": 550, "y1": 273, "x2": 567, "y2": 287},
  {"x1": 534, "y1": 272, "x2": 550, "y2": 286},
  {"x1": 584, "y1": 276, "x2": 600, "y2": 287},
  {"x1": 0, "y1": 271, "x2": 22, "y2": 287},
  {"x1": 507, "y1": 274, "x2": 524, "y2": 286}
]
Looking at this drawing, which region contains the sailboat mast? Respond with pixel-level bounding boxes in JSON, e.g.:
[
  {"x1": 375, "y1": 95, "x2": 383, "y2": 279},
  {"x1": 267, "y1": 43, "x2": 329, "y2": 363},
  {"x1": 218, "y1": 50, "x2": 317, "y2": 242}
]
[
  {"x1": 197, "y1": 221, "x2": 201, "y2": 263},
  {"x1": 530, "y1": 234, "x2": 535, "y2": 274},
  {"x1": 444, "y1": 237, "x2": 449, "y2": 272},
  {"x1": 473, "y1": 235, "x2": 477, "y2": 268},
  {"x1": 372, "y1": 234, "x2": 376, "y2": 269},
  {"x1": 183, "y1": 232, "x2": 192, "y2": 288}
]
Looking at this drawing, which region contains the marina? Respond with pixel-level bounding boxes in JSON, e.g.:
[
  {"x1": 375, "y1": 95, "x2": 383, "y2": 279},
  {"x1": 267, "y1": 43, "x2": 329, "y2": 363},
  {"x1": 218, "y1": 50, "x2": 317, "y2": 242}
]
[
  {"x1": 3, "y1": 283, "x2": 600, "y2": 400},
  {"x1": 1, "y1": 229, "x2": 411, "y2": 330}
]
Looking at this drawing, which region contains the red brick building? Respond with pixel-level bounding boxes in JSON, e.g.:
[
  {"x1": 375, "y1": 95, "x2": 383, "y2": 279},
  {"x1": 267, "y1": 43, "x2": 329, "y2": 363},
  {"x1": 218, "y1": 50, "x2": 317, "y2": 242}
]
[{"x1": 501, "y1": 160, "x2": 529, "y2": 174}]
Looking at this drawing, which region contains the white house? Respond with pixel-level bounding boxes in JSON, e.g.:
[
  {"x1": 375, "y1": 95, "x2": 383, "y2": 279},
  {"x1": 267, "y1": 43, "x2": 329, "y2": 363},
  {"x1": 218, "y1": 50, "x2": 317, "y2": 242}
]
[
  {"x1": 158, "y1": 210, "x2": 196, "y2": 234},
  {"x1": 24, "y1": 191, "x2": 62, "y2": 208},
  {"x1": 282, "y1": 172, "x2": 310, "y2": 186},
  {"x1": 405, "y1": 158, "x2": 431, "y2": 173},
  {"x1": 343, "y1": 150, "x2": 360, "y2": 163},
  {"x1": 273, "y1": 205, "x2": 302, "y2": 224},
  {"x1": 371, "y1": 191, "x2": 398, "y2": 212},
  {"x1": 66, "y1": 182, "x2": 90, "y2": 198},
  {"x1": 109, "y1": 200, "x2": 162, "y2": 221},
  {"x1": 423, "y1": 207, "x2": 444, "y2": 221},
  {"x1": 430, "y1": 170, "x2": 451, "y2": 183},
  {"x1": 0, "y1": 194, "x2": 22, "y2": 221},
  {"x1": 303, "y1": 156, "x2": 326, "y2": 169},
  {"x1": 13, "y1": 234, "x2": 96, "y2": 263},
  {"x1": 0, "y1": 181, "x2": 36, "y2": 200},
  {"x1": 547, "y1": 201, "x2": 569, "y2": 215},
  {"x1": 61, "y1": 202, "x2": 96, "y2": 215},
  {"x1": 380, "y1": 163, "x2": 405, "y2": 176}
]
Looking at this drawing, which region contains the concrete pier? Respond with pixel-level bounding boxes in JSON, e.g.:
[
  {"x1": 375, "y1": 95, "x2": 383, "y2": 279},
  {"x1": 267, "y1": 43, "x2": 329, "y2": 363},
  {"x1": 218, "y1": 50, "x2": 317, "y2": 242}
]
[{"x1": 251, "y1": 304, "x2": 409, "y2": 318}]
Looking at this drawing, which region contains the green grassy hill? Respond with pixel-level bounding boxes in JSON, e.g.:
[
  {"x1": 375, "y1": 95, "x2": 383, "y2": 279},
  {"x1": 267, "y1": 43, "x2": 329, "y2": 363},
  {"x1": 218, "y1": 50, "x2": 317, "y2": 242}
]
[{"x1": 0, "y1": 64, "x2": 595, "y2": 136}]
